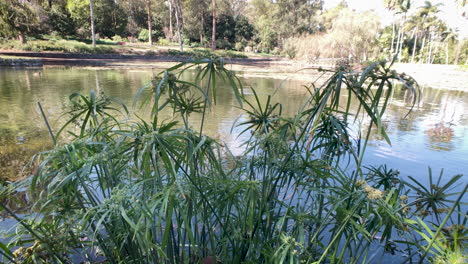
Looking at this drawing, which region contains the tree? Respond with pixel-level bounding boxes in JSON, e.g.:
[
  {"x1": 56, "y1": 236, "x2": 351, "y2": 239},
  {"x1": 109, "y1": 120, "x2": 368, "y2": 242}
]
[
  {"x1": 454, "y1": 0, "x2": 467, "y2": 64},
  {"x1": 170, "y1": 0, "x2": 183, "y2": 50},
  {"x1": 416, "y1": 1, "x2": 442, "y2": 63},
  {"x1": 44, "y1": 2, "x2": 77, "y2": 37},
  {"x1": 67, "y1": 0, "x2": 128, "y2": 39},
  {"x1": 246, "y1": 0, "x2": 278, "y2": 52},
  {"x1": 441, "y1": 28, "x2": 457, "y2": 64},
  {"x1": 182, "y1": 0, "x2": 209, "y2": 44},
  {"x1": 274, "y1": 0, "x2": 322, "y2": 39},
  {"x1": 328, "y1": 9, "x2": 381, "y2": 60},
  {"x1": 0, "y1": 0, "x2": 39, "y2": 44}
]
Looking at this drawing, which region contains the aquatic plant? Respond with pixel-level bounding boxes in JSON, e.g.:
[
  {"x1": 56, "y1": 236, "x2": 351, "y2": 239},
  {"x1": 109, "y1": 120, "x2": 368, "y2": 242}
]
[{"x1": 0, "y1": 58, "x2": 466, "y2": 263}]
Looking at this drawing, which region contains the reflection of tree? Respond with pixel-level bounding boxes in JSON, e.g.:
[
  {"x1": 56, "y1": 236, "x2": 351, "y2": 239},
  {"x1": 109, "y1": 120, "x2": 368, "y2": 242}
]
[
  {"x1": 0, "y1": 128, "x2": 50, "y2": 182},
  {"x1": 0, "y1": 190, "x2": 30, "y2": 216}
]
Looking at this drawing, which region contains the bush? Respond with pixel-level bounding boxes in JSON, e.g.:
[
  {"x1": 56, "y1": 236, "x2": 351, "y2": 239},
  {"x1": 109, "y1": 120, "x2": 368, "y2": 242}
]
[
  {"x1": 234, "y1": 41, "x2": 245, "y2": 51},
  {"x1": 138, "y1": 29, "x2": 150, "y2": 42},
  {"x1": 111, "y1": 35, "x2": 125, "y2": 42},
  {"x1": 218, "y1": 50, "x2": 248, "y2": 59},
  {"x1": 283, "y1": 41, "x2": 297, "y2": 59},
  {"x1": 158, "y1": 38, "x2": 170, "y2": 46},
  {"x1": 9, "y1": 39, "x2": 116, "y2": 54},
  {"x1": 215, "y1": 39, "x2": 232, "y2": 50},
  {"x1": 190, "y1": 42, "x2": 202, "y2": 48},
  {"x1": 144, "y1": 50, "x2": 157, "y2": 56}
]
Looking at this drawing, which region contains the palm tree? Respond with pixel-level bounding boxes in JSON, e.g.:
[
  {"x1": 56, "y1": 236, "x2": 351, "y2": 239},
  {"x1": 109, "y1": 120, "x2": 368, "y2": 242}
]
[
  {"x1": 395, "y1": 0, "x2": 411, "y2": 61},
  {"x1": 383, "y1": 0, "x2": 411, "y2": 57},
  {"x1": 404, "y1": 15, "x2": 421, "y2": 63},
  {"x1": 441, "y1": 28, "x2": 457, "y2": 64},
  {"x1": 454, "y1": 0, "x2": 467, "y2": 64},
  {"x1": 409, "y1": 1, "x2": 442, "y2": 63},
  {"x1": 418, "y1": 0, "x2": 442, "y2": 63}
]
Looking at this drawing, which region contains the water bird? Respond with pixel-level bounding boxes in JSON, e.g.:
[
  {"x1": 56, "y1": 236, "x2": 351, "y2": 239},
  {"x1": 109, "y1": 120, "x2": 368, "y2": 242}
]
[{"x1": 16, "y1": 136, "x2": 25, "y2": 144}]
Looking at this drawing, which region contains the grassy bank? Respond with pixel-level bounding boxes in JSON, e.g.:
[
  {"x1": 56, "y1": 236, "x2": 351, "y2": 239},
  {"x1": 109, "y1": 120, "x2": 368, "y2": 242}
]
[
  {"x1": 0, "y1": 38, "x2": 249, "y2": 59},
  {"x1": 0, "y1": 59, "x2": 466, "y2": 264}
]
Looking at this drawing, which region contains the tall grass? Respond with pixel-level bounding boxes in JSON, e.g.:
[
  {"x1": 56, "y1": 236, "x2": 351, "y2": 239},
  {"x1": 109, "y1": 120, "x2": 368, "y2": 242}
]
[
  {"x1": 0, "y1": 58, "x2": 466, "y2": 263},
  {"x1": 0, "y1": 40, "x2": 115, "y2": 54}
]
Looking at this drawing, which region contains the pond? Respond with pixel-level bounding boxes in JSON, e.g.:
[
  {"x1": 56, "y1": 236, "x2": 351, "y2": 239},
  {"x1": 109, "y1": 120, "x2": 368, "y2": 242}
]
[{"x1": 0, "y1": 67, "x2": 467, "y2": 186}]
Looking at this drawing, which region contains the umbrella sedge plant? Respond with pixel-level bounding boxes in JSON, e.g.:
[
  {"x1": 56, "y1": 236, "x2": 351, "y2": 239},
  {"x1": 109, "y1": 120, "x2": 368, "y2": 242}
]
[{"x1": 0, "y1": 58, "x2": 466, "y2": 263}]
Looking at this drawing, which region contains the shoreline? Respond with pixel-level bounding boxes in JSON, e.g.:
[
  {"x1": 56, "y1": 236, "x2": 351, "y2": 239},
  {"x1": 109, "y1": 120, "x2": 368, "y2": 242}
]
[{"x1": 1, "y1": 51, "x2": 467, "y2": 90}]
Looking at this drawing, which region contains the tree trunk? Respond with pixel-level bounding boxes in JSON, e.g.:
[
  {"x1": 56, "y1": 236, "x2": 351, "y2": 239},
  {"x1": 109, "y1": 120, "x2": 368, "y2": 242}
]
[
  {"x1": 427, "y1": 33, "x2": 433, "y2": 64},
  {"x1": 211, "y1": 0, "x2": 216, "y2": 50},
  {"x1": 411, "y1": 30, "x2": 417, "y2": 63},
  {"x1": 146, "y1": 0, "x2": 153, "y2": 45},
  {"x1": 431, "y1": 40, "x2": 439, "y2": 64},
  {"x1": 397, "y1": 27, "x2": 404, "y2": 62},
  {"x1": 200, "y1": 15, "x2": 205, "y2": 44},
  {"x1": 395, "y1": 23, "x2": 402, "y2": 59},
  {"x1": 454, "y1": 39, "x2": 463, "y2": 65},
  {"x1": 397, "y1": 14, "x2": 407, "y2": 62},
  {"x1": 420, "y1": 35, "x2": 426, "y2": 63},
  {"x1": 390, "y1": 22, "x2": 395, "y2": 55},
  {"x1": 89, "y1": 0, "x2": 96, "y2": 47},
  {"x1": 19, "y1": 32, "x2": 27, "y2": 44},
  {"x1": 445, "y1": 40, "x2": 449, "y2": 64},
  {"x1": 173, "y1": 0, "x2": 183, "y2": 51},
  {"x1": 168, "y1": 1, "x2": 173, "y2": 40}
]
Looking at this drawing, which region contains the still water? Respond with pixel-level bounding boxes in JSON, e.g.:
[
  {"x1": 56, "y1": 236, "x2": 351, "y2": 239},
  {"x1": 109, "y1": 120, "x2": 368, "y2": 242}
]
[{"x1": 0, "y1": 67, "x2": 467, "y2": 188}]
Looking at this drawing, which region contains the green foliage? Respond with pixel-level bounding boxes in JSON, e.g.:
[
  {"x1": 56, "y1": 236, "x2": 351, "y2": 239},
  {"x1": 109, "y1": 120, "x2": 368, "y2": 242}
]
[
  {"x1": 273, "y1": 0, "x2": 322, "y2": 36},
  {"x1": 203, "y1": 14, "x2": 255, "y2": 50},
  {"x1": 0, "y1": 39, "x2": 114, "y2": 53},
  {"x1": 0, "y1": 0, "x2": 462, "y2": 63},
  {"x1": 67, "y1": 0, "x2": 128, "y2": 38},
  {"x1": 234, "y1": 15, "x2": 255, "y2": 43},
  {"x1": 166, "y1": 48, "x2": 247, "y2": 59},
  {"x1": 138, "y1": 29, "x2": 151, "y2": 42},
  {"x1": 0, "y1": 0, "x2": 39, "y2": 42},
  {"x1": 44, "y1": 3, "x2": 76, "y2": 37}
]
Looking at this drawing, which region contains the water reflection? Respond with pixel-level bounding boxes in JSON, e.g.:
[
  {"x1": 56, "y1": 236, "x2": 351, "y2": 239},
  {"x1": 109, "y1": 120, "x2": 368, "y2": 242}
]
[{"x1": 0, "y1": 67, "x2": 467, "y2": 184}]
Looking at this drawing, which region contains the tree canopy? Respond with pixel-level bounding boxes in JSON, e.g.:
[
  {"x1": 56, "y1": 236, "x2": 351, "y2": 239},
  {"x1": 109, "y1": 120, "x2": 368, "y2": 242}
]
[{"x1": 0, "y1": 0, "x2": 39, "y2": 43}]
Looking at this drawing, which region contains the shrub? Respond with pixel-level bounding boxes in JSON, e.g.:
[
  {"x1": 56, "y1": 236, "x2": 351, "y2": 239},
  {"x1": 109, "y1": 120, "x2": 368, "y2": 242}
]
[
  {"x1": 138, "y1": 29, "x2": 150, "y2": 42},
  {"x1": 234, "y1": 41, "x2": 245, "y2": 51},
  {"x1": 158, "y1": 38, "x2": 170, "y2": 46},
  {"x1": 111, "y1": 35, "x2": 124, "y2": 42},
  {"x1": 144, "y1": 50, "x2": 157, "y2": 56}
]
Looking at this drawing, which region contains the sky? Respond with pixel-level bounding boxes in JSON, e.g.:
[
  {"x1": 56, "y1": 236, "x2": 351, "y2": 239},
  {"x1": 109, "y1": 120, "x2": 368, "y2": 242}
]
[{"x1": 323, "y1": 0, "x2": 468, "y2": 37}]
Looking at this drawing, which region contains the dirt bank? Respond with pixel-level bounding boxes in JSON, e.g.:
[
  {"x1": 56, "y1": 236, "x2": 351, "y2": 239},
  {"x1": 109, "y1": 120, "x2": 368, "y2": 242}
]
[{"x1": 393, "y1": 63, "x2": 468, "y2": 91}]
